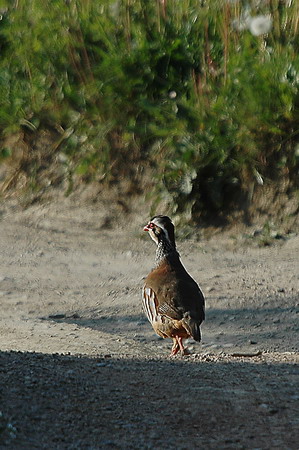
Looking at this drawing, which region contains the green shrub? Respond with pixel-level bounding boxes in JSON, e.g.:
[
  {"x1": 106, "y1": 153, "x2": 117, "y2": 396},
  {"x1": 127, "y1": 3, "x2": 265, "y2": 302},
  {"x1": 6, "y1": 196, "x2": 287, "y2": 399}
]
[{"x1": 0, "y1": 0, "x2": 298, "y2": 221}]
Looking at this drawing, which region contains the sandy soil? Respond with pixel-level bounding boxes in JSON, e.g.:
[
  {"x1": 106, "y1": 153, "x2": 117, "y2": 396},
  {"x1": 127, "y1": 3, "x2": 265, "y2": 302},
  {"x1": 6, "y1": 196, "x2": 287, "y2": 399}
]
[{"x1": 0, "y1": 198, "x2": 298, "y2": 449}]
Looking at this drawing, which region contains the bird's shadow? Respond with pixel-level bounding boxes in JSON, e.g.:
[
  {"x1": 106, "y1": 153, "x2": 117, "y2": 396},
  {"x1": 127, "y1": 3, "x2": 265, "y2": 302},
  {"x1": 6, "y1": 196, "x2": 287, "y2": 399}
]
[{"x1": 41, "y1": 295, "x2": 299, "y2": 353}]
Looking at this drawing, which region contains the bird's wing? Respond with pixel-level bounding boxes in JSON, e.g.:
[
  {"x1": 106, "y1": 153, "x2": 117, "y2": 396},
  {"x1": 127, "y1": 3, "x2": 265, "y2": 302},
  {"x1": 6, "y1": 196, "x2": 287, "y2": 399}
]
[
  {"x1": 176, "y1": 277, "x2": 205, "y2": 320},
  {"x1": 157, "y1": 300, "x2": 182, "y2": 320},
  {"x1": 142, "y1": 286, "x2": 182, "y2": 323}
]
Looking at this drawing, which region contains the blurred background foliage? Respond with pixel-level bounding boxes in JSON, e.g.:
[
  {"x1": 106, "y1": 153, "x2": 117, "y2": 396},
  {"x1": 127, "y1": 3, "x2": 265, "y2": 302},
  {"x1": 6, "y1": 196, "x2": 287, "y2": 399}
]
[{"x1": 0, "y1": 0, "x2": 298, "y2": 224}]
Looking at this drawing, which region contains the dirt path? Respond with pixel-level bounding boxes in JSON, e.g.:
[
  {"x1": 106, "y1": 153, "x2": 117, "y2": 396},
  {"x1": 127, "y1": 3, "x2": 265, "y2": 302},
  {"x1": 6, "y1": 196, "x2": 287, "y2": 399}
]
[{"x1": 0, "y1": 200, "x2": 298, "y2": 449}]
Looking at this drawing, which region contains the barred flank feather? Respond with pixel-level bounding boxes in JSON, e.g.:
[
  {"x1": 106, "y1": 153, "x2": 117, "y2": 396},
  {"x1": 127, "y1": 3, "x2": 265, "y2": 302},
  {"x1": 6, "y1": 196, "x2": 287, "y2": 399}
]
[{"x1": 142, "y1": 287, "x2": 158, "y2": 324}]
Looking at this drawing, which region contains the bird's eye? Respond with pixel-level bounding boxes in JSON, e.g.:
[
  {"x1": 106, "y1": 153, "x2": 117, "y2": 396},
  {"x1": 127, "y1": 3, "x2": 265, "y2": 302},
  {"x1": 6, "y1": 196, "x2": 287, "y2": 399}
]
[{"x1": 149, "y1": 223, "x2": 155, "y2": 229}]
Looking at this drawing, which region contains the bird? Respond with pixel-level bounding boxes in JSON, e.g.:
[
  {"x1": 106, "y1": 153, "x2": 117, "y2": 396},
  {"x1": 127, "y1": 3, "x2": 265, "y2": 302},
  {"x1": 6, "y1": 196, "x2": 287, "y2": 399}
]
[{"x1": 142, "y1": 215, "x2": 205, "y2": 356}]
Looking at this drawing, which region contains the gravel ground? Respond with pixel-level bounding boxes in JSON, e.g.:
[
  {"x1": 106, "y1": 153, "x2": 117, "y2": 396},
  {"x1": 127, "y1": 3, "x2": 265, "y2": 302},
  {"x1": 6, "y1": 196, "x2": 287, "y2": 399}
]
[{"x1": 0, "y1": 200, "x2": 298, "y2": 449}]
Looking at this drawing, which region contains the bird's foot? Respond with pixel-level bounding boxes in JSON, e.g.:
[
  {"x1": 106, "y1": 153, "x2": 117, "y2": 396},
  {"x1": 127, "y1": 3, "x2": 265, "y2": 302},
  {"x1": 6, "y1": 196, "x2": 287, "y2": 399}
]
[{"x1": 170, "y1": 340, "x2": 180, "y2": 356}]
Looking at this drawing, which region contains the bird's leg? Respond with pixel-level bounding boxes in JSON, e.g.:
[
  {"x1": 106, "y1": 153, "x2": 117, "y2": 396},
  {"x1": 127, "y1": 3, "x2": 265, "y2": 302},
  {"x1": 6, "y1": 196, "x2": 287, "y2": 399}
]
[
  {"x1": 176, "y1": 336, "x2": 190, "y2": 356},
  {"x1": 170, "y1": 336, "x2": 190, "y2": 356},
  {"x1": 170, "y1": 337, "x2": 180, "y2": 356},
  {"x1": 176, "y1": 336, "x2": 186, "y2": 355}
]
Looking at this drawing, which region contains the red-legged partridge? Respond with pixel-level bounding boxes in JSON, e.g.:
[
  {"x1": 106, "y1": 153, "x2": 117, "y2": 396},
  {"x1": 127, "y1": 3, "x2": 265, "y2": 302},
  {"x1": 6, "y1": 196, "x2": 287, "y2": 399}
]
[{"x1": 142, "y1": 215, "x2": 205, "y2": 356}]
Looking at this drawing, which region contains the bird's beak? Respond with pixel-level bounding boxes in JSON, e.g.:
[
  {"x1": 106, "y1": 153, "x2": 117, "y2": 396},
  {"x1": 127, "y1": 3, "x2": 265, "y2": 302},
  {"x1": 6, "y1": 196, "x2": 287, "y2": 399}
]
[{"x1": 143, "y1": 223, "x2": 150, "y2": 232}]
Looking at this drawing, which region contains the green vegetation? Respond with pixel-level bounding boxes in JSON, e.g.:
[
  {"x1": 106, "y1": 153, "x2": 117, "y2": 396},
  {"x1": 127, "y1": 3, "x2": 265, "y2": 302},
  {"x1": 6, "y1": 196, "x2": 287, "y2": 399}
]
[{"x1": 0, "y1": 0, "x2": 298, "y2": 222}]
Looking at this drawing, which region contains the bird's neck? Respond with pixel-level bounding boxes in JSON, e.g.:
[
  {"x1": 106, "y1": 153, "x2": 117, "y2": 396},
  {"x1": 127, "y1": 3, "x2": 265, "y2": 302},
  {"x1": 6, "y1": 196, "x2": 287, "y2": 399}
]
[{"x1": 155, "y1": 239, "x2": 179, "y2": 266}]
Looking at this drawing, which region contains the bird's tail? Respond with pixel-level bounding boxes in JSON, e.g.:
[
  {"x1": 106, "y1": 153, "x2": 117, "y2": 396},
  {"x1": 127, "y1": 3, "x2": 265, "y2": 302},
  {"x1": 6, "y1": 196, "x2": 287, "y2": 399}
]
[{"x1": 182, "y1": 315, "x2": 201, "y2": 342}]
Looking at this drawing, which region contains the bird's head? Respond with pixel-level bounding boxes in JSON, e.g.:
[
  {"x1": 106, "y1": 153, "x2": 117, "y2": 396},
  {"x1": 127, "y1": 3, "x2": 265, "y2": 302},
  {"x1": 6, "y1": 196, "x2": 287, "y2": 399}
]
[{"x1": 143, "y1": 215, "x2": 176, "y2": 248}]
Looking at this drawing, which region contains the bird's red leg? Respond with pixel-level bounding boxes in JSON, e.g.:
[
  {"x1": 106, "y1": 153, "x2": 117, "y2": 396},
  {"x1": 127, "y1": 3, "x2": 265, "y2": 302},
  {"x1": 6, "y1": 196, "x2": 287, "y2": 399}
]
[
  {"x1": 177, "y1": 336, "x2": 190, "y2": 356},
  {"x1": 177, "y1": 336, "x2": 185, "y2": 355},
  {"x1": 170, "y1": 337, "x2": 180, "y2": 356},
  {"x1": 170, "y1": 336, "x2": 189, "y2": 356}
]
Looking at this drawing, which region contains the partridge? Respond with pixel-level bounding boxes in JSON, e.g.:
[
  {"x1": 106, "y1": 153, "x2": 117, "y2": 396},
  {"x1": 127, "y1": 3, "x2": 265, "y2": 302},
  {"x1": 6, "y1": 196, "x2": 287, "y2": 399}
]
[{"x1": 142, "y1": 215, "x2": 205, "y2": 356}]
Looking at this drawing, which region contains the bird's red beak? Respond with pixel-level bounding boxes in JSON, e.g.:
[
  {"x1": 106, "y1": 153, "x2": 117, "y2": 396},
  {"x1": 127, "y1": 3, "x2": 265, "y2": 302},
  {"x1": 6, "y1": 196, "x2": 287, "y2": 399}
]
[{"x1": 143, "y1": 222, "x2": 152, "y2": 232}]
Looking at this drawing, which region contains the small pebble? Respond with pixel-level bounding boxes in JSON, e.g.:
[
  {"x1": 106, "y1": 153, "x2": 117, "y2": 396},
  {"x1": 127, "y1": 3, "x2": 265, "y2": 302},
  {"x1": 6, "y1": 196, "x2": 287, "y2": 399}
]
[{"x1": 259, "y1": 403, "x2": 269, "y2": 410}]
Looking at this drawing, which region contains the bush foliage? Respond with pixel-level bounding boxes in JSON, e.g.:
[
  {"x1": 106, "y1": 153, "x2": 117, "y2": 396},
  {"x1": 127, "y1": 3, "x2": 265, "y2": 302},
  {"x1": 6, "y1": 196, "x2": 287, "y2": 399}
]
[{"x1": 0, "y1": 0, "x2": 298, "y2": 221}]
